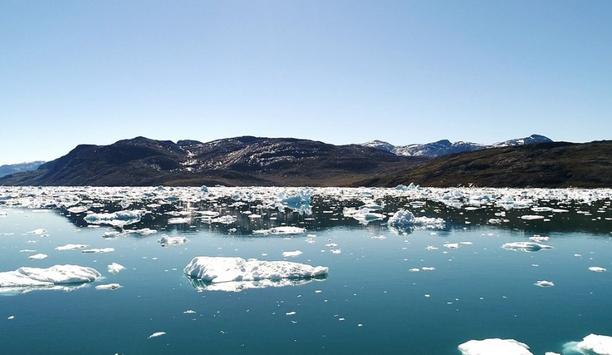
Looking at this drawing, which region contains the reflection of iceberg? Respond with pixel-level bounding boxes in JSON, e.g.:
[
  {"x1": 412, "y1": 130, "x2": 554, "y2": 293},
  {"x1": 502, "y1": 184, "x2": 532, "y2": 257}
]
[
  {"x1": 0, "y1": 265, "x2": 101, "y2": 296},
  {"x1": 184, "y1": 256, "x2": 328, "y2": 292},
  {"x1": 187, "y1": 277, "x2": 322, "y2": 292},
  {"x1": 84, "y1": 210, "x2": 146, "y2": 227}
]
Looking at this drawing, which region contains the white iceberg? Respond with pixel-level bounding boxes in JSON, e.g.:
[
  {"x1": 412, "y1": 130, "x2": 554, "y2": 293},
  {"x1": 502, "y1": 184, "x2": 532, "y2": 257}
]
[
  {"x1": 388, "y1": 209, "x2": 445, "y2": 231},
  {"x1": 589, "y1": 266, "x2": 607, "y2": 273},
  {"x1": 534, "y1": 280, "x2": 555, "y2": 287},
  {"x1": 458, "y1": 338, "x2": 533, "y2": 355},
  {"x1": 184, "y1": 256, "x2": 328, "y2": 292}
]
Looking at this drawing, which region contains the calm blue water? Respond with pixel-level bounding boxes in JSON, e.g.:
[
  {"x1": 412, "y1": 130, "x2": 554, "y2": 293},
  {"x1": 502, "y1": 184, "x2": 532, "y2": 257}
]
[{"x1": 0, "y1": 205, "x2": 611, "y2": 354}]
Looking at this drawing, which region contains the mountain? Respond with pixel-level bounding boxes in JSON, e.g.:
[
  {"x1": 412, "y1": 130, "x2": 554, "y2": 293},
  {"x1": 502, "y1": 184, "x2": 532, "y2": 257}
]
[
  {"x1": 358, "y1": 140, "x2": 612, "y2": 188},
  {"x1": 0, "y1": 161, "x2": 45, "y2": 178},
  {"x1": 0, "y1": 136, "x2": 425, "y2": 187},
  {"x1": 361, "y1": 134, "x2": 552, "y2": 158}
]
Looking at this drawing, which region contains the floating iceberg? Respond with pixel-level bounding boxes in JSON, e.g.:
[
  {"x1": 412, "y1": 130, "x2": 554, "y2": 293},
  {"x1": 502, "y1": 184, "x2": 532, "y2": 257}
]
[
  {"x1": 107, "y1": 263, "x2": 125, "y2": 274},
  {"x1": 564, "y1": 334, "x2": 612, "y2": 355},
  {"x1": 589, "y1": 266, "x2": 607, "y2": 273},
  {"x1": 184, "y1": 256, "x2": 328, "y2": 292},
  {"x1": 458, "y1": 338, "x2": 533, "y2": 355},
  {"x1": 276, "y1": 188, "x2": 312, "y2": 215},
  {"x1": 502, "y1": 242, "x2": 552, "y2": 252},
  {"x1": 28, "y1": 253, "x2": 48, "y2": 260},
  {"x1": 282, "y1": 250, "x2": 303, "y2": 258},
  {"x1": 0, "y1": 265, "x2": 101, "y2": 295},
  {"x1": 95, "y1": 283, "x2": 122, "y2": 290},
  {"x1": 388, "y1": 209, "x2": 445, "y2": 232},
  {"x1": 84, "y1": 210, "x2": 145, "y2": 227},
  {"x1": 534, "y1": 280, "x2": 555, "y2": 287},
  {"x1": 81, "y1": 248, "x2": 114, "y2": 254}
]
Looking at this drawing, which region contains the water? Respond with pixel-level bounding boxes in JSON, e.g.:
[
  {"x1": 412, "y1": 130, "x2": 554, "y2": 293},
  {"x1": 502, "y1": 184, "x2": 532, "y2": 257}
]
[{"x1": 0, "y1": 187, "x2": 611, "y2": 354}]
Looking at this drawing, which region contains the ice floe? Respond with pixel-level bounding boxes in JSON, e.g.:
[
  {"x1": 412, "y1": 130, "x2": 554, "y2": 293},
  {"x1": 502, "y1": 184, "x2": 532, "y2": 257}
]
[
  {"x1": 95, "y1": 283, "x2": 122, "y2": 290},
  {"x1": 282, "y1": 250, "x2": 303, "y2": 258},
  {"x1": 28, "y1": 253, "x2": 48, "y2": 260},
  {"x1": 0, "y1": 265, "x2": 100, "y2": 294},
  {"x1": 589, "y1": 266, "x2": 607, "y2": 273},
  {"x1": 55, "y1": 244, "x2": 88, "y2": 251},
  {"x1": 534, "y1": 280, "x2": 555, "y2": 288},
  {"x1": 81, "y1": 248, "x2": 114, "y2": 254}
]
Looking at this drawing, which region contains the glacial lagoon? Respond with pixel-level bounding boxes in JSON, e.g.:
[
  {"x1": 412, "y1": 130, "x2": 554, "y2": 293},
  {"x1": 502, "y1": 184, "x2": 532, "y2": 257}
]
[{"x1": 0, "y1": 186, "x2": 611, "y2": 354}]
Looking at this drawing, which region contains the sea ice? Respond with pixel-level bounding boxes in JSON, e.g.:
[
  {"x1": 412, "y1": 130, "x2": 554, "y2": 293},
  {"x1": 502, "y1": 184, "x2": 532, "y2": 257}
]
[
  {"x1": 458, "y1": 338, "x2": 533, "y2": 355},
  {"x1": 148, "y1": 332, "x2": 166, "y2": 339},
  {"x1": 388, "y1": 210, "x2": 445, "y2": 231},
  {"x1": 95, "y1": 283, "x2": 122, "y2": 290},
  {"x1": 589, "y1": 266, "x2": 607, "y2": 273}
]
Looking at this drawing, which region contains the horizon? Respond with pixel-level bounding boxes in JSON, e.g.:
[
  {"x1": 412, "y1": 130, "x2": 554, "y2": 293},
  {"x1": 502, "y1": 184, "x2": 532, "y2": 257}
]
[{"x1": 1, "y1": 0, "x2": 611, "y2": 164}]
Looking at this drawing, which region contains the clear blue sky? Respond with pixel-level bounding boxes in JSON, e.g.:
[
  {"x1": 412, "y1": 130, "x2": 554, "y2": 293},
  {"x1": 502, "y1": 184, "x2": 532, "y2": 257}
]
[{"x1": 1, "y1": 0, "x2": 611, "y2": 164}]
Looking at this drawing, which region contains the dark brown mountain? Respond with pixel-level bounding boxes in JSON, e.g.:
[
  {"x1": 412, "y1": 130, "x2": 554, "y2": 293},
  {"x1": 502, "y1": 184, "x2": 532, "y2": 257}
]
[
  {"x1": 0, "y1": 136, "x2": 425, "y2": 186},
  {"x1": 358, "y1": 141, "x2": 612, "y2": 188}
]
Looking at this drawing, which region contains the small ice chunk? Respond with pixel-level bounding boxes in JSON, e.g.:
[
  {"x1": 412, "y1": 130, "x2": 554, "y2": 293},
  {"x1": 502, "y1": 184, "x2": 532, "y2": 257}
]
[
  {"x1": 253, "y1": 226, "x2": 306, "y2": 235},
  {"x1": 148, "y1": 331, "x2": 166, "y2": 339},
  {"x1": 520, "y1": 215, "x2": 545, "y2": 220},
  {"x1": 28, "y1": 228, "x2": 47, "y2": 236},
  {"x1": 534, "y1": 280, "x2": 555, "y2": 288},
  {"x1": 589, "y1": 266, "x2": 607, "y2": 273},
  {"x1": 95, "y1": 283, "x2": 121, "y2": 290},
  {"x1": 81, "y1": 248, "x2": 114, "y2": 254},
  {"x1": 282, "y1": 250, "x2": 303, "y2": 258},
  {"x1": 158, "y1": 236, "x2": 188, "y2": 247},
  {"x1": 56, "y1": 244, "x2": 88, "y2": 251},
  {"x1": 28, "y1": 253, "x2": 48, "y2": 260},
  {"x1": 183, "y1": 310, "x2": 196, "y2": 314},
  {"x1": 107, "y1": 263, "x2": 125, "y2": 274},
  {"x1": 168, "y1": 217, "x2": 191, "y2": 225},
  {"x1": 458, "y1": 338, "x2": 533, "y2": 355}
]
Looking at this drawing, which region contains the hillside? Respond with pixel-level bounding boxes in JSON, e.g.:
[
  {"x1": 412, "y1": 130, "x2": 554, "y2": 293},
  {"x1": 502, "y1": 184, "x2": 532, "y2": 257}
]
[{"x1": 358, "y1": 141, "x2": 612, "y2": 188}]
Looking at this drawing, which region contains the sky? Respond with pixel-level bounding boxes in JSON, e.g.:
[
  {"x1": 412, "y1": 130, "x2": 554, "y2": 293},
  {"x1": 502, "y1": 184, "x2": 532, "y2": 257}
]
[{"x1": 1, "y1": 0, "x2": 611, "y2": 164}]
